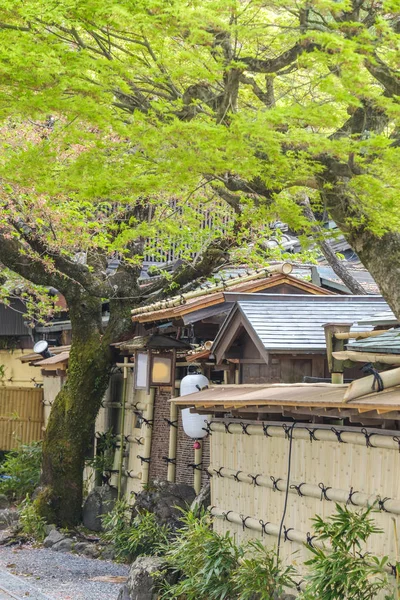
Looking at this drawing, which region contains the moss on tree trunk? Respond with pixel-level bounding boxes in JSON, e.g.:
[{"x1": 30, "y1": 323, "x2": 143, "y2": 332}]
[{"x1": 36, "y1": 294, "x2": 132, "y2": 527}]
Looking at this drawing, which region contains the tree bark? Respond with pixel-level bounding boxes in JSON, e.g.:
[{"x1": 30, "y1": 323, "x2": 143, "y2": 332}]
[{"x1": 36, "y1": 291, "x2": 133, "y2": 526}]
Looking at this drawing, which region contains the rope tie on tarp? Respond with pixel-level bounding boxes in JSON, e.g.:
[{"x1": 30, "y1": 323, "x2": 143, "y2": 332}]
[
  {"x1": 233, "y1": 470, "x2": 242, "y2": 482},
  {"x1": 202, "y1": 421, "x2": 213, "y2": 435},
  {"x1": 356, "y1": 551, "x2": 370, "y2": 560},
  {"x1": 240, "y1": 422, "x2": 251, "y2": 435},
  {"x1": 213, "y1": 467, "x2": 225, "y2": 478},
  {"x1": 125, "y1": 470, "x2": 138, "y2": 479},
  {"x1": 290, "y1": 482, "x2": 306, "y2": 497},
  {"x1": 224, "y1": 422, "x2": 233, "y2": 434},
  {"x1": 222, "y1": 510, "x2": 233, "y2": 522},
  {"x1": 164, "y1": 418, "x2": 178, "y2": 428},
  {"x1": 393, "y1": 436, "x2": 400, "y2": 453},
  {"x1": 283, "y1": 526, "x2": 294, "y2": 542},
  {"x1": 318, "y1": 482, "x2": 332, "y2": 501},
  {"x1": 361, "y1": 427, "x2": 375, "y2": 448},
  {"x1": 203, "y1": 468, "x2": 213, "y2": 480},
  {"x1": 296, "y1": 580, "x2": 304, "y2": 592},
  {"x1": 270, "y1": 476, "x2": 282, "y2": 492},
  {"x1": 306, "y1": 427, "x2": 317, "y2": 442},
  {"x1": 259, "y1": 519, "x2": 270, "y2": 537},
  {"x1": 249, "y1": 473, "x2": 262, "y2": 487},
  {"x1": 187, "y1": 462, "x2": 202, "y2": 471},
  {"x1": 162, "y1": 456, "x2": 176, "y2": 465},
  {"x1": 378, "y1": 496, "x2": 391, "y2": 512},
  {"x1": 137, "y1": 455, "x2": 151, "y2": 464},
  {"x1": 262, "y1": 423, "x2": 272, "y2": 437},
  {"x1": 306, "y1": 532, "x2": 316, "y2": 548},
  {"x1": 388, "y1": 563, "x2": 398, "y2": 577},
  {"x1": 331, "y1": 427, "x2": 346, "y2": 443},
  {"x1": 282, "y1": 424, "x2": 293, "y2": 439},
  {"x1": 361, "y1": 362, "x2": 384, "y2": 392},
  {"x1": 240, "y1": 514, "x2": 251, "y2": 531},
  {"x1": 347, "y1": 486, "x2": 359, "y2": 506},
  {"x1": 133, "y1": 437, "x2": 144, "y2": 445}
]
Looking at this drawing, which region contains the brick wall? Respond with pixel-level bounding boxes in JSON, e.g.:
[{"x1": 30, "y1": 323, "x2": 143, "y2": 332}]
[
  {"x1": 149, "y1": 386, "x2": 210, "y2": 489},
  {"x1": 149, "y1": 386, "x2": 171, "y2": 481}
]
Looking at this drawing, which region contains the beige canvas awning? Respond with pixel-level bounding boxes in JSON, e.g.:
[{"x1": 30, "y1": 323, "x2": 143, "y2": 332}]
[{"x1": 171, "y1": 383, "x2": 400, "y2": 415}]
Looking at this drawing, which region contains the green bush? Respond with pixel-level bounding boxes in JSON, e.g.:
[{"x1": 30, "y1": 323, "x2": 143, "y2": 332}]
[
  {"x1": 231, "y1": 539, "x2": 297, "y2": 600},
  {"x1": 0, "y1": 441, "x2": 42, "y2": 501},
  {"x1": 101, "y1": 499, "x2": 171, "y2": 562},
  {"x1": 18, "y1": 495, "x2": 47, "y2": 541},
  {"x1": 300, "y1": 503, "x2": 394, "y2": 600},
  {"x1": 161, "y1": 510, "x2": 296, "y2": 600}
]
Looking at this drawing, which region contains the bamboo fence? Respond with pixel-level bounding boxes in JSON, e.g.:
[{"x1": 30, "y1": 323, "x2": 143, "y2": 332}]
[{"x1": 0, "y1": 387, "x2": 44, "y2": 450}]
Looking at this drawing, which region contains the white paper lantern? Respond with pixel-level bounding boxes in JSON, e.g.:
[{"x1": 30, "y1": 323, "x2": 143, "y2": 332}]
[{"x1": 180, "y1": 374, "x2": 211, "y2": 439}]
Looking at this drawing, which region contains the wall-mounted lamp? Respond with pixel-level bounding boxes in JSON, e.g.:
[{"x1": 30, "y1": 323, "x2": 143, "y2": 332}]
[
  {"x1": 134, "y1": 351, "x2": 175, "y2": 391},
  {"x1": 33, "y1": 340, "x2": 54, "y2": 359}
]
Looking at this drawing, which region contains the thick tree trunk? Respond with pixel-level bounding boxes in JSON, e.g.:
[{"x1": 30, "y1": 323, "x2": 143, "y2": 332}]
[
  {"x1": 36, "y1": 293, "x2": 133, "y2": 527},
  {"x1": 348, "y1": 229, "x2": 400, "y2": 319}
]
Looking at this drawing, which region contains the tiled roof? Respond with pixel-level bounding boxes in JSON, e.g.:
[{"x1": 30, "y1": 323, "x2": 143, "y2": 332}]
[
  {"x1": 213, "y1": 294, "x2": 391, "y2": 353},
  {"x1": 348, "y1": 329, "x2": 400, "y2": 355}
]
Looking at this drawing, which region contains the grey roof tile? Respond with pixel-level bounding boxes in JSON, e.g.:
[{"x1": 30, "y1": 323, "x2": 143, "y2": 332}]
[{"x1": 224, "y1": 295, "x2": 391, "y2": 352}]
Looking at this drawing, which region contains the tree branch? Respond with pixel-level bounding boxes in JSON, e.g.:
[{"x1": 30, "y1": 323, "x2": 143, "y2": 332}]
[
  {"x1": 301, "y1": 199, "x2": 367, "y2": 295},
  {"x1": 240, "y1": 42, "x2": 316, "y2": 74}
]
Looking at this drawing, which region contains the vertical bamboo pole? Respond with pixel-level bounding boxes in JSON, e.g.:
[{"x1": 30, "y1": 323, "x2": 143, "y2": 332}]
[
  {"x1": 323, "y1": 323, "x2": 351, "y2": 384},
  {"x1": 194, "y1": 440, "x2": 202, "y2": 494},
  {"x1": 141, "y1": 388, "x2": 155, "y2": 486},
  {"x1": 167, "y1": 402, "x2": 178, "y2": 483},
  {"x1": 117, "y1": 357, "x2": 128, "y2": 500}
]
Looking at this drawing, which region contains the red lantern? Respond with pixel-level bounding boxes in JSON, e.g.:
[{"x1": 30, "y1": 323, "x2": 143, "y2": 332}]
[{"x1": 193, "y1": 440, "x2": 201, "y2": 450}]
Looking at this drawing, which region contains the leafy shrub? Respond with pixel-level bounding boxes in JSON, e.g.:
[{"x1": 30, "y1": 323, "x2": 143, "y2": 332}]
[
  {"x1": 300, "y1": 503, "x2": 393, "y2": 600},
  {"x1": 231, "y1": 539, "x2": 297, "y2": 600},
  {"x1": 101, "y1": 499, "x2": 171, "y2": 562},
  {"x1": 161, "y1": 510, "x2": 295, "y2": 600},
  {"x1": 86, "y1": 429, "x2": 116, "y2": 482},
  {"x1": 0, "y1": 441, "x2": 42, "y2": 501},
  {"x1": 18, "y1": 495, "x2": 47, "y2": 541}
]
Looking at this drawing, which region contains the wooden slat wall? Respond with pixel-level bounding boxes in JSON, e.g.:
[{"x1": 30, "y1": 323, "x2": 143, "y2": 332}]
[
  {"x1": 0, "y1": 387, "x2": 44, "y2": 450},
  {"x1": 211, "y1": 429, "x2": 400, "y2": 570}
]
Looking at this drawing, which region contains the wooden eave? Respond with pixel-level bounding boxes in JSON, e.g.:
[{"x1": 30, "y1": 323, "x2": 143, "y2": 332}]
[{"x1": 132, "y1": 274, "x2": 333, "y2": 324}]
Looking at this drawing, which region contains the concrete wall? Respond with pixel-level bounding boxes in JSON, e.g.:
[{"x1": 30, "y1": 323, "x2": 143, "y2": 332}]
[{"x1": 0, "y1": 350, "x2": 43, "y2": 388}]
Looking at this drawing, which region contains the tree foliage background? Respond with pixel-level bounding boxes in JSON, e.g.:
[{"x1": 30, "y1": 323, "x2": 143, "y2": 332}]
[{"x1": 0, "y1": 0, "x2": 399, "y2": 523}]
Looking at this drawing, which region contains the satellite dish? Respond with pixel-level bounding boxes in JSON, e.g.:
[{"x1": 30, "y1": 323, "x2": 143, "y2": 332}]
[{"x1": 33, "y1": 340, "x2": 53, "y2": 359}]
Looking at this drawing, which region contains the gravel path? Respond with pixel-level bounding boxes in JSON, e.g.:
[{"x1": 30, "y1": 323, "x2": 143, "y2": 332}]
[{"x1": 0, "y1": 545, "x2": 129, "y2": 600}]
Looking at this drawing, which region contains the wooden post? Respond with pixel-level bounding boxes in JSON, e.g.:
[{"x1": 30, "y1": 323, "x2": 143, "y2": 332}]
[
  {"x1": 194, "y1": 440, "x2": 202, "y2": 494},
  {"x1": 167, "y1": 402, "x2": 178, "y2": 483},
  {"x1": 141, "y1": 388, "x2": 155, "y2": 487},
  {"x1": 323, "y1": 323, "x2": 351, "y2": 384}
]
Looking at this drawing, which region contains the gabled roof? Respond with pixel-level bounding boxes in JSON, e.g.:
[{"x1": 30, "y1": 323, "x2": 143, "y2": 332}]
[
  {"x1": 212, "y1": 294, "x2": 391, "y2": 361},
  {"x1": 132, "y1": 273, "x2": 333, "y2": 324}
]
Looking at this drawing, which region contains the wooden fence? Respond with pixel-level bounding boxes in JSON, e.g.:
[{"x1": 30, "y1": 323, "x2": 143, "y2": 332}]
[{"x1": 0, "y1": 387, "x2": 44, "y2": 450}]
